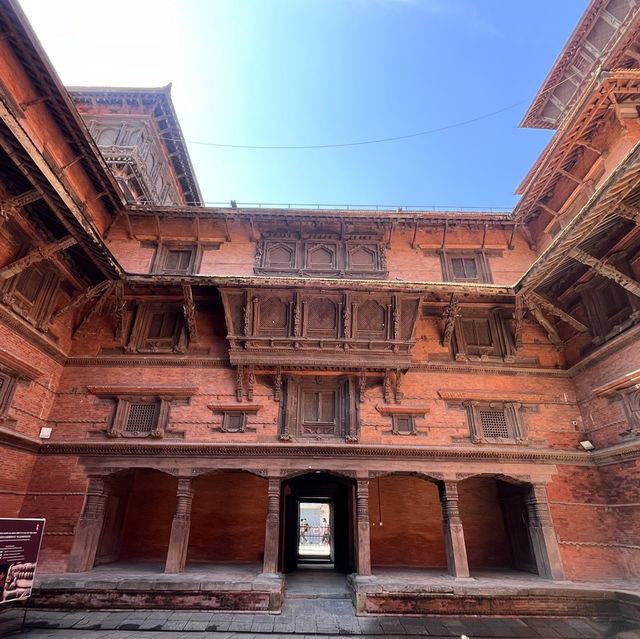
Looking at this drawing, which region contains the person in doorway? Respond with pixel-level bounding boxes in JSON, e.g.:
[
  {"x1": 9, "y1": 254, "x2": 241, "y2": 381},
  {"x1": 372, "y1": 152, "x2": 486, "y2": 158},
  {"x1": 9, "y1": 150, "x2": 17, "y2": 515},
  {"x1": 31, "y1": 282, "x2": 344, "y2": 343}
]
[
  {"x1": 321, "y1": 517, "x2": 329, "y2": 544},
  {"x1": 300, "y1": 518, "x2": 309, "y2": 544}
]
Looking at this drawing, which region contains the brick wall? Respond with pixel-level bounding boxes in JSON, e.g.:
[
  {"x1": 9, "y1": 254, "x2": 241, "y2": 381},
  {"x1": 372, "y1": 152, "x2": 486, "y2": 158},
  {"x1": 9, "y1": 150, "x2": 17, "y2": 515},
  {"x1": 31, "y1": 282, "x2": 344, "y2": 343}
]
[
  {"x1": 188, "y1": 472, "x2": 267, "y2": 563},
  {"x1": 369, "y1": 475, "x2": 446, "y2": 568}
]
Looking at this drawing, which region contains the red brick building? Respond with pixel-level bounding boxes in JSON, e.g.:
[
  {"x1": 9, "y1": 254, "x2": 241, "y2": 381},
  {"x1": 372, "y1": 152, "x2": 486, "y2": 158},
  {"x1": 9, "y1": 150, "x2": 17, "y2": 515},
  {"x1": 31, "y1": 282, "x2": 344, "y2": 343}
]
[{"x1": 0, "y1": 0, "x2": 639, "y2": 616}]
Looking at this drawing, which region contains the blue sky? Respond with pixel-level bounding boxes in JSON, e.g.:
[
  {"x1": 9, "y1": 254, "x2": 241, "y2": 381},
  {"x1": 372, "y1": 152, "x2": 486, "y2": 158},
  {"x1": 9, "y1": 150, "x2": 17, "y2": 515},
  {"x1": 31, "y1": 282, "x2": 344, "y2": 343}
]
[{"x1": 19, "y1": 0, "x2": 587, "y2": 209}]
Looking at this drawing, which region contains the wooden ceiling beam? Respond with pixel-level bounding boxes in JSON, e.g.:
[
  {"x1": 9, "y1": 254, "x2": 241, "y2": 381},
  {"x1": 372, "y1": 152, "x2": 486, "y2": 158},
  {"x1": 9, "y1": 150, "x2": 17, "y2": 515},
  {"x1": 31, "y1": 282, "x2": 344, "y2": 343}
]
[
  {"x1": 526, "y1": 291, "x2": 588, "y2": 333},
  {"x1": 0, "y1": 235, "x2": 76, "y2": 280},
  {"x1": 570, "y1": 247, "x2": 640, "y2": 298}
]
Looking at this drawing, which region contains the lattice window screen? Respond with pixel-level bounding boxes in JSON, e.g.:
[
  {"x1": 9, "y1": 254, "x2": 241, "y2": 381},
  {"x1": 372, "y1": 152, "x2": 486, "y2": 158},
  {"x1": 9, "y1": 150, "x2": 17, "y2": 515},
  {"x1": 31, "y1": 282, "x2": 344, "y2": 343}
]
[
  {"x1": 125, "y1": 403, "x2": 157, "y2": 432},
  {"x1": 479, "y1": 410, "x2": 509, "y2": 438}
]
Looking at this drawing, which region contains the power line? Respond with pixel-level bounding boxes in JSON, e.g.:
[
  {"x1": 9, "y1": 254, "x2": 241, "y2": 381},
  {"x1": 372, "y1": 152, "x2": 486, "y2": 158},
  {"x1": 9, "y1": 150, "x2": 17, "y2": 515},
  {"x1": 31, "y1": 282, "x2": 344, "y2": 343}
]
[
  {"x1": 168, "y1": 70, "x2": 581, "y2": 151},
  {"x1": 185, "y1": 100, "x2": 528, "y2": 150}
]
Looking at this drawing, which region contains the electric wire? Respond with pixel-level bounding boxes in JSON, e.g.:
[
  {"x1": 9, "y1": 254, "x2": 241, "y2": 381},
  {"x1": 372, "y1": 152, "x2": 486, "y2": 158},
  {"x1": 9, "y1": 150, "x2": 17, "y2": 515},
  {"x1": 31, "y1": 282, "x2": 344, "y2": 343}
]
[{"x1": 164, "y1": 70, "x2": 584, "y2": 151}]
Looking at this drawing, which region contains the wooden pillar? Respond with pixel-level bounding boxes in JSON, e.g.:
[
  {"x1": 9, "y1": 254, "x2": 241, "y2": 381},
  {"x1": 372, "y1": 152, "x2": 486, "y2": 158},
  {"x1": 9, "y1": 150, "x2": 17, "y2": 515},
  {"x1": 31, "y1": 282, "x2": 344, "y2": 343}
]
[
  {"x1": 262, "y1": 476, "x2": 281, "y2": 574},
  {"x1": 356, "y1": 479, "x2": 372, "y2": 576},
  {"x1": 165, "y1": 478, "x2": 194, "y2": 574},
  {"x1": 67, "y1": 476, "x2": 108, "y2": 572},
  {"x1": 526, "y1": 484, "x2": 565, "y2": 580},
  {"x1": 438, "y1": 481, "x2": 469, "y2": 578}
]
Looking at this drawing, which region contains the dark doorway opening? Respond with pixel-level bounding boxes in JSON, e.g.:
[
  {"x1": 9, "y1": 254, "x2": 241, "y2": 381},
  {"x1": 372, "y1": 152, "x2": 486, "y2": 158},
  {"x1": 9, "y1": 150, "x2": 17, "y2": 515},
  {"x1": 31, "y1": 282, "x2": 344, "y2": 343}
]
[{"x1": 281, "y1": 472, "x2": 354, "y2": 574}]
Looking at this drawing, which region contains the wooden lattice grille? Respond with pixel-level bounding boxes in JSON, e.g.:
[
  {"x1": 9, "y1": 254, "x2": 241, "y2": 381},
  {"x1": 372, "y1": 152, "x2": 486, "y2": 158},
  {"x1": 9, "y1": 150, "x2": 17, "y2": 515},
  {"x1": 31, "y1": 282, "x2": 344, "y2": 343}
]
[
  {"x1": 479, "y1": 410, "x2": 509, "y2": 438},
  {"x1": 125, "y1": 403, "x2": 158, "y2": 433}
]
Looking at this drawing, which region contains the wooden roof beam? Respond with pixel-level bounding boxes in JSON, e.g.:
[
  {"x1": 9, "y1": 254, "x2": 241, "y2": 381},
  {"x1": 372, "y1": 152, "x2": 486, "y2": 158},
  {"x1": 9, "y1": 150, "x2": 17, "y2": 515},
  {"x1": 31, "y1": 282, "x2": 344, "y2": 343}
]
[
  {"x1": 526, "y1": 291, "x2": 588, "y2": 333},
  {"x1": 0, "y1": 235, "x2": 76, "y2": 280},
  {"x1": 617, "y1": 203, "x2": 640, "y2": 224},
  {"x1": 523, "y1": 295, "x2": 564, "y2": 352},
  {"x1": 570, "y1": 247, "x2": 640, "y2": 298},
  {"x1": 50, "y1": 279, "x2": 112, "y2": 322}
]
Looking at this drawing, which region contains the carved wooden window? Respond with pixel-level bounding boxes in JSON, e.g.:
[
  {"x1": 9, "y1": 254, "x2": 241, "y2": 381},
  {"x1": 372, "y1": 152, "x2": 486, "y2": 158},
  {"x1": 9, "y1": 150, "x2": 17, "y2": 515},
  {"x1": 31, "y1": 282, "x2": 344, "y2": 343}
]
[
  {"x1": 306, "y1": 298, "x2": 338, "y2": 336},
  {"x1": 441, "y1": 251, "x2": 492, "y2": 284},
  {"x1": 580, "y1": 276, "x2": 639, "y2": 345},
  {"x1": 108, "y1": 397, "x2": 171, "y2": 438},
  {"x1": 266, "y1": 243, "x2": 296, "y2": 270},
  {"x1": 465, "y1": 401, "x2": 526, "y2": 443},
  {"x1": 356, "y1": 299, "x2": 387, "y2": 338},
  {"x1": 281, "y1": 376, "x2": 356, "y2": 440},
  {"x1": 452, "y1": 309, "x2": 513, "y2": 361},
  {"x1": 0, "y1": 370, "x2": 18, "y2": 424},
  {"x1": 257, "y1": 297, "x2": 289, "y2": 335},
  {"x1": 2, "y1": 262, "x2": 60, "y2": 328},
  {"x1": 127, "y1": 304, "x2": 186, "y2": 353},
  {"x1": 152, "y1": 243, "x2": 202, "y2": 275},
  {"x1": 222, "y1": 412, "x2": 247, "y2": 433},
  {"x1": 619, "y1": 386, "x2": 640, "y2": 437},
  {"x1": 392, "y1": 414, "x2": 416, "y2": 435},
  {"x1": 347, "y1": 245, "x2": 377, "y2": 272},
  {"x1": 306, "y1": 243, "x2": 337, "y2": 271},
  {"x1": 256, "y1": 238, "x2": 387, "y2": 278}
]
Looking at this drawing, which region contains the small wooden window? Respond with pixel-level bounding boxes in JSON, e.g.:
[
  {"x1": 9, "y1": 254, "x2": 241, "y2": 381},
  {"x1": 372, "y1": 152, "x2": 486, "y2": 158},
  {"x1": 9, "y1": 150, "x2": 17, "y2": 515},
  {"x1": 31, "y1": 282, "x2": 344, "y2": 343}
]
[
  {"x1": 152, "y1": 244, "x2": 201, "y2": 275},
  {"x1": 0, "y1": 370, "x2": 18, "y2": 422},
  {"x1": 478, "y1": 410, "x2": 509, "y2": 438},
  {"x1": 441, "y1": 251, "x2": 492, "y2": 283},
  {"x1": 451, "y1": 257, "x2": 478, "y2": 280},
  {"x1": 392, "y1": 414, "x2": 416, "y2": 435},
  {"x1": 108, "y1": 397, "x2": 171, "y2": 438},
  {"x1": 127, "y1": 304, "x2": 185, "y2": 353},
  {"x1": 306, "y1": 244, "x2": 336, "y2": 270},
  {"x1": 3, "y1": 261, "x2": 60, "y2": 327},
  {"x1": 222, "y1": 412, "x2": 247, "y2": 433},
  {"x1": 125, "y1": 403, "x2": 159, "y2": 434},
  {"x1": 465, "y1": 401, "x2": 526, "y2": 443},
  {"x1": 452, "y1": 309, "x2": 513, "y2": 361}
]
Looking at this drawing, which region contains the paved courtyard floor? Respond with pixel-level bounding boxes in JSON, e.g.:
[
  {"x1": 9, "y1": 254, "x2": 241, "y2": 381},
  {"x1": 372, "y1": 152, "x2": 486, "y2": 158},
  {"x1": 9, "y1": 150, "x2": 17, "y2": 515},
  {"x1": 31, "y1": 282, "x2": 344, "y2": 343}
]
[{"x1": 0, "y1": 568, "x2": 637, "y2": 638}]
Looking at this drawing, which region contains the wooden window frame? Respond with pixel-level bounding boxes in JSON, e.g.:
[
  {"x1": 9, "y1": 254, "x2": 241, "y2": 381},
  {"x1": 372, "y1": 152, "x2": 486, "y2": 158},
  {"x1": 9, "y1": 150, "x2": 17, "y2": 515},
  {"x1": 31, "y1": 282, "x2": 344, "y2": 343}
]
[
  {"x1": 108, "y1": 396, "x2": 171, "y2": 438},
  {"x1": 2, "y1": 261, "x2": 61, "y2": 329},
  {"x1": 452, "y1": 308, "x2": 514, "y2": 362},
  {"x1": 440, "y1": 250, "x2": 493, "y2": 284},
  {"x1": 391, "y1": 413, "x2": 417, "y2": 435},
  {"x1": 126, "y1": 303, "x2": 186, "y2": 354},
  {"x1": 280, "y1": 375, "x2": 357, "y2": 441},
  {"x1": 464, "y1": 401, "x2": 526, "y2": 444},
  {"x1": 151, "y1": 243, "x2": 203, "y2": 275},
  {"x1": 255, "y1": 238, "x2": 387, "y2": 279},
  {"x1": 579, "y1": 274, "x2": 640, "y2": 345}
]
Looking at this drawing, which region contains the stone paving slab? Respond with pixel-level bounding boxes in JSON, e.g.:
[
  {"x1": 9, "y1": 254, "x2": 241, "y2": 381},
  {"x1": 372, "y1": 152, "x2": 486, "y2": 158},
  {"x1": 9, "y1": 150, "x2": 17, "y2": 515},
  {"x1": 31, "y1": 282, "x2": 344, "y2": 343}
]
[{"x1": 1, "y1": 603, "x2": 638, "y2": 638}]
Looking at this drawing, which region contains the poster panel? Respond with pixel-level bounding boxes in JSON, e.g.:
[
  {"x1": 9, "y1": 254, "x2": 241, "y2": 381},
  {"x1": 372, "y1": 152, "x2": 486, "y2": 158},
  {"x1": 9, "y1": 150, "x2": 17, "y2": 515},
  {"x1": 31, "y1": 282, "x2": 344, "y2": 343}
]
[{"x1": 0, "y1": 518, "x2": 45, "y2": 604}]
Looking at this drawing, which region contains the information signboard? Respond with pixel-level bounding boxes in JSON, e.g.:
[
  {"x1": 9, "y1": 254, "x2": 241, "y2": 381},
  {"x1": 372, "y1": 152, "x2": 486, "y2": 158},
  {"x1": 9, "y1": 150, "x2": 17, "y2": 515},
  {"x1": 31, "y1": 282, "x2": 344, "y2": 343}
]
[{"x1": 0, "y1": 518, "x2": 45, "y2": 604}]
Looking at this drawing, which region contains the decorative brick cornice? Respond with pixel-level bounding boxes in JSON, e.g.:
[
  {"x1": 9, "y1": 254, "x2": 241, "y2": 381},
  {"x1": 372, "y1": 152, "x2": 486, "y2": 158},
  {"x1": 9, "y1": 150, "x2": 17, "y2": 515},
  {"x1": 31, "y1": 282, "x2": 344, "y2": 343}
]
[
  {"x1": 438, "y1": 390, "x2": 548, "y2": 403},
  {"x1": 36, "y1": 440, "x2": 597, "y2": 466},
  {"x1": 66, "y1": 356, "x2": 229, "y2": 368},
  {"x1": 375, "y1": 404, "x2": 429, "y2": 415},
  {"x1": 0, "y1": 306, "x2": 66, "y2": 365},
  {"x1": 87, "y1": 385, "x2": 198, "y2": 397},
  {"x1": 208, "y1": 403, "x2": 262, "y2": 413},
  {"x1": 593, "y1": 370, "x2": 640, "y2": 396},
  {"x1": 410, "y1": 361, "x2": 569, "y2": 378},
  {"x1": 0, "y1": 347, "x2": 41, "y2": 379},
  {"x1": 0, "y1": 425, "x2": 41, "y2": 453}
]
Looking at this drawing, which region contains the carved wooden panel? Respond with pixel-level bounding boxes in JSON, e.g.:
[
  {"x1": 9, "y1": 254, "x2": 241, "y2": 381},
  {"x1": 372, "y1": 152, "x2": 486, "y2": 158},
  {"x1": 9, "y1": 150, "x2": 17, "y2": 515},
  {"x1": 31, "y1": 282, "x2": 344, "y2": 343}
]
[
  {"x1": 255, "y1": 237, "x2": 388, "y2": 279},
  {"x1": 440, "y1": 250, "x2": 493, "y2": 284},
  {"x1": 579, "y1": 272, "x2": 640, "y2": 345},
  {"x1": 220, "y1": 288, "x2": 420, "y2": 369},
  {"x1": 281, "y1": 375, "x2": 356, "y2": 440},
  {"x1": 2, "y1": 261, "x2": 60, "y2": 329},
  {"x1": 126, "y1": 304, "x2": 186, "y2": 353}
]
